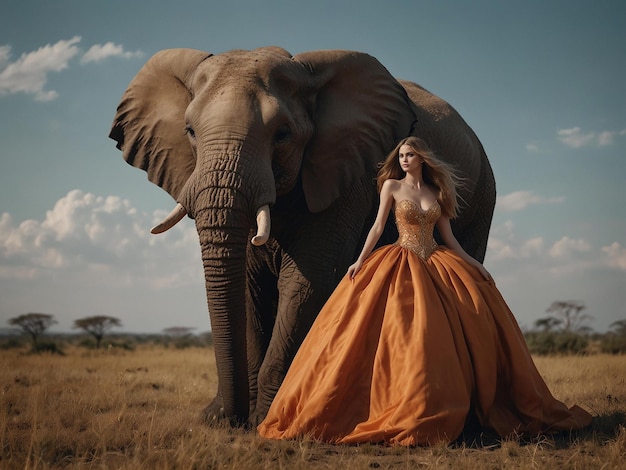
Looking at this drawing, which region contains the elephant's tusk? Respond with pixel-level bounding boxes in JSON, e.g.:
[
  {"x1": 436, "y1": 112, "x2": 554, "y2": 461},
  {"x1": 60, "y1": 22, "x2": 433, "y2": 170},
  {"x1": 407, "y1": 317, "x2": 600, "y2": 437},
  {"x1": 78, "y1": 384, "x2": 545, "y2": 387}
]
[
  {"x1": 251, "y1": 204, "x2": 271, "y2": 246},
  {"x1": 151, "y1": 203, "x2": 187, "y2": 234}
]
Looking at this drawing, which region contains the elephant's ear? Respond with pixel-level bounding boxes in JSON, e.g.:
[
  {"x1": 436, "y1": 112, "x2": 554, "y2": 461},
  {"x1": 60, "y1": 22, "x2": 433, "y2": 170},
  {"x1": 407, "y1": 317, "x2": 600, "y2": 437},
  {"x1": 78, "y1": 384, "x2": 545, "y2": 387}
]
[
  {"x1": 109, "y1": 48, "x2": 212, "y2": 200},
  {"x1": 294, "y1": 50, "x2": 416, "y2": 213}
]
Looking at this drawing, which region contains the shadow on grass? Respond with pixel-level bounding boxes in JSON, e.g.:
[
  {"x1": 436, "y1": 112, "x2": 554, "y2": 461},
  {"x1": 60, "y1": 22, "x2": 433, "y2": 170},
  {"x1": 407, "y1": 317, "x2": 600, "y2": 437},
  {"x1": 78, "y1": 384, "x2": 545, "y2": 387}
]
[{"x1": 452, "y1": 411, "x2": 626, "y2": 450}]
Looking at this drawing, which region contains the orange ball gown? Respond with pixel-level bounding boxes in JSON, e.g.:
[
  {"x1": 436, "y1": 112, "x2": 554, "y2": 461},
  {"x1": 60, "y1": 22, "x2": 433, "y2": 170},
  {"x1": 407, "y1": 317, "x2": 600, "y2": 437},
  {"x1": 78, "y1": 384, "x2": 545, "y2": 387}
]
[{"x1": 257, "y1": 199, "x2": 592, "y2": 446}]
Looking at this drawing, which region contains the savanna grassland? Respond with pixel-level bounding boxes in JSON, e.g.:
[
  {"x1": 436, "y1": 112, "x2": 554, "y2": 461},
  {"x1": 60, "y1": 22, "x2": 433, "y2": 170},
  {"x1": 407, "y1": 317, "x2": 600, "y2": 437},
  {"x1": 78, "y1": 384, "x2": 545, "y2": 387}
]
[{"x1": 1, "y1": 346, "x2": 625, "y2": 469}]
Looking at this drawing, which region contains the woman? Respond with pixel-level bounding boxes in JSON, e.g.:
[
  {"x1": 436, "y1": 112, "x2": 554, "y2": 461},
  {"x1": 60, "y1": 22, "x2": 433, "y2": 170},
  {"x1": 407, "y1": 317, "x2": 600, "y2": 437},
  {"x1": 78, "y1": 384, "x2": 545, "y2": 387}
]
[{"x1": 258, "y1": 137, "x2": 592, "y2": 446}]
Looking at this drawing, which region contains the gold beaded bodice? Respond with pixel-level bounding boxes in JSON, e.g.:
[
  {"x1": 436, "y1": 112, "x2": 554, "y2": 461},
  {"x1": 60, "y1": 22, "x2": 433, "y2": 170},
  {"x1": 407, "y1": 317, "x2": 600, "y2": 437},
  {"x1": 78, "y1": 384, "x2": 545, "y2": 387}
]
[{"x1": 394, "y1": 199, "x2": 440, "y2": 261}]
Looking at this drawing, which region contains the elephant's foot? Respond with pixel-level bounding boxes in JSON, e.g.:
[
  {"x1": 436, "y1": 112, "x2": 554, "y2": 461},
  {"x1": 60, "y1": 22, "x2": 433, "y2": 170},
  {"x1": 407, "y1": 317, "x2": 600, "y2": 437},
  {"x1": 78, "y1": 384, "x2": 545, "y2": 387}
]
[
  {"x1": 200, "y1": 396, "x2": 226, "y2": 426},
  {"x1": 248, "y1": 405, "x2": 269, "y2": 428},
  {"x1": 200, "y1": 396, "x2": 251, "y2": 429}
]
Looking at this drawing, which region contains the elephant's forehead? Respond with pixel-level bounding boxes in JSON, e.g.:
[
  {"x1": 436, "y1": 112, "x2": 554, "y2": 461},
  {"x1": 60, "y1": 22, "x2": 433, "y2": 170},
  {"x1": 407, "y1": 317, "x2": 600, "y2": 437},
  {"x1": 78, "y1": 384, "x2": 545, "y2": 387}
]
[
  {"x1": 205, "y1": 50, "x2": 292, "y2": 72},
  {"x1": 198, "y1": 50, "x2": 300, "y2": 83},
  {"x1": 190, "y1": 58, "x2": 305, "y2": 104}
]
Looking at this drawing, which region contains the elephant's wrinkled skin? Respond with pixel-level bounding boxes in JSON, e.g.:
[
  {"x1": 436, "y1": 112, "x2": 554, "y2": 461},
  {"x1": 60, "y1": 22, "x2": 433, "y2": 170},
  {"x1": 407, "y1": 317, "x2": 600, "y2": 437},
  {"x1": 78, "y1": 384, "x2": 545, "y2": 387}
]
[{"x1": 109, "y1": 47, "x2": 495, "y2": 426}]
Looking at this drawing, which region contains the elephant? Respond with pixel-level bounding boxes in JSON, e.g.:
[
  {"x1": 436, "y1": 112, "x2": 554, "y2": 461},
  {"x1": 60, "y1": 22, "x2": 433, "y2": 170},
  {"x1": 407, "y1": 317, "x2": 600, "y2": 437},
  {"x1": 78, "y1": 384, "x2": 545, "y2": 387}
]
[{"x1": 109, "y1": 46, "x2": 495, "y2": 426}]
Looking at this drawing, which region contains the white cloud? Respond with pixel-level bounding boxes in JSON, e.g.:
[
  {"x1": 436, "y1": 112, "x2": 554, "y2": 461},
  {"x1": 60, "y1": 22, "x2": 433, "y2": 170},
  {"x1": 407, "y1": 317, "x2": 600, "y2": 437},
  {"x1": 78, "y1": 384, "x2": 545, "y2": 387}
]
[
  {"x1": 485, "y1": 220, "x2": 626, "y2": 297},
  {"x1": 486, "y1": 218, "x2": 543, "y2": 262},
  {"x1": 0, "y1": 38, "x2": 143, "y2": 101},
  {"x1": 0, "y1": 190, "x2": 201, "y2": 288},
  {"x1": 549, "y1": 236, "x2": 591, "y2": 258},
  {"x1": 496, "y1": 190, "x2": 564, "y2": 213},
  {"x1": 489, "y1": 219, "x2": 515, "y2": 240},
  {"x1": 520, "y1": 237, "x2": 545, "y2": 258},
  {"x1": 557, "y1": 127, "x2": 595, "y2": 148},
  {"x1": 557, "y1": 126, "x2": 625, "y2": 148},
  {"x1": 486, "y1": 223, "x2": 595, "y2": 266},
  {"x1": 485, "y1": 237, "x2": 517, "y2": 261},
  {"x1": 486, "y1": 232, "x2": 545, "y2": 262},
  {"x1": 0, "y1": 191, "x2": 212, "y2": 333},
  {"x1": 602, "y1": 242, "x2": 626, "y2": 271},
  {"x1": 0, "y1": 37, "x2": 81, "y2": 101},
  {"x1": 81, "y1": 42, "x2": 143, "y2": 64},
  {"x1": 471, "y1": 217, "x2": 626, "y2": 334},
  {"x1": 597, "y1": 131, "x2": 614, "y2": 146}
]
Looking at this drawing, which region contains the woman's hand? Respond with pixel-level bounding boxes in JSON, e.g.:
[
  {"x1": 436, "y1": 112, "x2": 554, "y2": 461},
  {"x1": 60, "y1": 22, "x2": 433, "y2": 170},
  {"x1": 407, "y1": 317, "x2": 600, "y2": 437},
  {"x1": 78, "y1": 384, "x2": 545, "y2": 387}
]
[
  {"x1": 347, "y1": 260, "x2": 363, "y2": 280},
  {"x1": 437, "y1": 216, "x2": 492, "y2": 281}
]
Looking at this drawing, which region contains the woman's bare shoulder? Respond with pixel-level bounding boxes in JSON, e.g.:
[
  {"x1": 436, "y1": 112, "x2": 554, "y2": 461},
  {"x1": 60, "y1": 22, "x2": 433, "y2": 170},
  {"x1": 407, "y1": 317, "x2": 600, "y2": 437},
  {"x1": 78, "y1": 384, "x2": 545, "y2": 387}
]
[{"x1": 382, "y1": 179, "x2": 402, "y2": 190}]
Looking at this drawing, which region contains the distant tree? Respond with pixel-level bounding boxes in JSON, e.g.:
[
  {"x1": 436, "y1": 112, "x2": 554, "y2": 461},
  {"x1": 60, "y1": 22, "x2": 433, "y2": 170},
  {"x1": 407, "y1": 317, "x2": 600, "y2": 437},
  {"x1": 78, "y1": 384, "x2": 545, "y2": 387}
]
[
  {"x1": 162, "y1": 327, "x2": 202, "y2": 349},
  {"x1": 533, "y1": 316, "x2": 562, "y2": 332},
  {"x1": 546, "y1": 300, "x2": 592, "y2": 334},
  {"x1": 599, "y1": 319, "x2": 626, "y2": 354},
  {"x1": 524, "y1": 302, "x2": 593, "y2": 355},
  {"x1": 8, "y1": 313, "x2": 56, "y2": 349},
  {"x1": 163, "y1": 326, "x2": 195, "y2": 337},
  {"x1": 610, "y1": 319, "x2": 626, "y2": 336},
  {"x1": 74, "y1": 316, "x2": 122, "y2": 349}
]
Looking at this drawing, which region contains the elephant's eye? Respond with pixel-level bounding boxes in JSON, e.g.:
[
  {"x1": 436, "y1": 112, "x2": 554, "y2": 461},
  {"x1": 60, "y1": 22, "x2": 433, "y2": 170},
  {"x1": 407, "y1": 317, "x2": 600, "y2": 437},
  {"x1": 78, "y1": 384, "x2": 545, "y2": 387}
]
[
  {"x1": 184, "y1": 125, "x2": 196, "y2": 140},
  {"x1": 274, "y1": 127, "x2": 291, "y2": 145}
]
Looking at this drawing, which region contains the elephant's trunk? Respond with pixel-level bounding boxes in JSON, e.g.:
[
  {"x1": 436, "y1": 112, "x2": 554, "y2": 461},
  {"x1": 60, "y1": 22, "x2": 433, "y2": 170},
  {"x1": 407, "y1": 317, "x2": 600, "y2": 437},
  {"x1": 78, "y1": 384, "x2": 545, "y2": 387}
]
[
  {"x1": 189, "y1": 180, "x2": 253, "y2": 422},
  {"x1": 198, "y1": 224, "x2": 250, "y2": 423},
  {"x1": 196, "y1": 228, "x2": 249, "y2": 423},
  {"x1": 174, "y1": 138, "x2": 274, "y2": 424}
]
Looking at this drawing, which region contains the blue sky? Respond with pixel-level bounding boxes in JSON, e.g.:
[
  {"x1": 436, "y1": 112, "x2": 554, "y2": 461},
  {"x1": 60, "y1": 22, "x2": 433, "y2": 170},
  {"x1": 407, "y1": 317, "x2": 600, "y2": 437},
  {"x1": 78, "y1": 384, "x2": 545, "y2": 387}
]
[{"x1": 1, "y1": 0, "x2": 625, "y2": 334}]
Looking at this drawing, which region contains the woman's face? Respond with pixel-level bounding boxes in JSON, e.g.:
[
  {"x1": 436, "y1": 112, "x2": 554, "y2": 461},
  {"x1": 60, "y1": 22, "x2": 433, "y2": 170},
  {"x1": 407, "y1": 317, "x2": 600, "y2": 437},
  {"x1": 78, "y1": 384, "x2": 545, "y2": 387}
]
[{"x1": 399, "y1": 144, "x2": 421, "y2": 172}]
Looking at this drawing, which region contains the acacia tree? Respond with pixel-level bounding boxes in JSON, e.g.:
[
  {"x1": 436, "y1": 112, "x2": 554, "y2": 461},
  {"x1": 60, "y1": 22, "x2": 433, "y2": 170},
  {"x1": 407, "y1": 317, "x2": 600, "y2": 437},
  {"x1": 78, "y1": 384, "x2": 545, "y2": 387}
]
[
  {"x1": 8, "y1": 313, "x2": 57, "y2": 349},
  {"x1": 533, "y1": 316, "x2": 562, "y2": 332},
  {"x1": 163, "y1": 326, "x2": 195, "y2": 337},
  {"x1": 545, "y1": 300, "x2": 592, "y2": 334},
  {"x1": 74, "y1": 316, "x2": 122, "y2": 349},
  {"x1": 610, "y1": 319, "x2": 626, "y2": 336}
]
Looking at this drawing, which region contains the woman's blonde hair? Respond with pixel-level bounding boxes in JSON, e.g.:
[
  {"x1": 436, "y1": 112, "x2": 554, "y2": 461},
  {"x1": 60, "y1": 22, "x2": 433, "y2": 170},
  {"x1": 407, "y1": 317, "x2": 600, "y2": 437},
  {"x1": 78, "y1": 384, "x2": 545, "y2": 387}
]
[{"x1": 377, "y1": 136, "x2": 462, "y2": 218}]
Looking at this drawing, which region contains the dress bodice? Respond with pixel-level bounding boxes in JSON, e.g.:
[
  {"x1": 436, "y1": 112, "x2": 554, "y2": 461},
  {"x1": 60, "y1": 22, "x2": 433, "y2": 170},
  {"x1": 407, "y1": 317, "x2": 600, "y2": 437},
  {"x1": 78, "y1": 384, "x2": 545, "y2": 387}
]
[{"x1": 394, "y1": 199, "x2": 440, "y2": 260}]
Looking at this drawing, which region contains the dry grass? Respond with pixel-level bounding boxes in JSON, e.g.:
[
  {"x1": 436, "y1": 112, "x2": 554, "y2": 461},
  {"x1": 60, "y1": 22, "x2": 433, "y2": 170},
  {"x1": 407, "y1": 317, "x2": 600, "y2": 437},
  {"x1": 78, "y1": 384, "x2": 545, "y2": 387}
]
[{"x1": 1, "y1": 346, "x2": 625, "y2": 469}]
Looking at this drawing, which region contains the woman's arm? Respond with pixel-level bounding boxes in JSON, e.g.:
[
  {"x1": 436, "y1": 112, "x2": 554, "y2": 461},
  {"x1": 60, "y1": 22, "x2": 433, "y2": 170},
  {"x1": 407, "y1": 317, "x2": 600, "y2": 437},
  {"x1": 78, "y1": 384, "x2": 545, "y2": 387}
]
[
  {"x1": 436, "y1": 216, "x2": 492, "y2": 280},
  {"x1": 347, "y1": 180, "x2": 395, "y2": 279}
]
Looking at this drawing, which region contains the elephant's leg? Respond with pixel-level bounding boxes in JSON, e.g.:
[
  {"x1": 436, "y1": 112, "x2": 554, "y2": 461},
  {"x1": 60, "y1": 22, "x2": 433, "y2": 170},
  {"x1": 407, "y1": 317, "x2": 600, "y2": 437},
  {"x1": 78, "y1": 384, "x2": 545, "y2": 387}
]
[
  {"x1": 245, "y1": 243, "x2": 280, "y2": 413},
  {"x1": 250, "y1": 221, "x2": 374, "y2": 423},
  {"x1": 248, "y1": 260, "x2": 329, "y2": 426}
]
